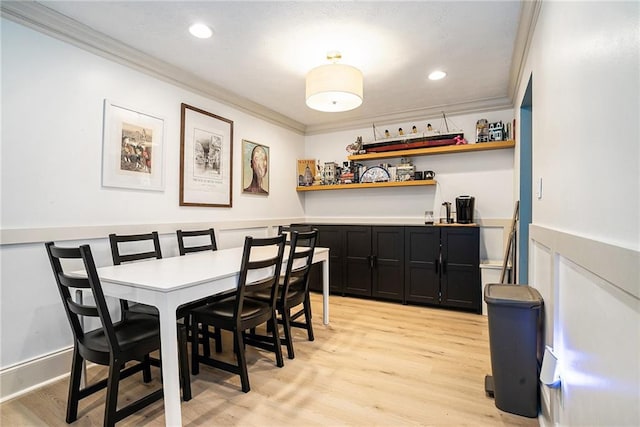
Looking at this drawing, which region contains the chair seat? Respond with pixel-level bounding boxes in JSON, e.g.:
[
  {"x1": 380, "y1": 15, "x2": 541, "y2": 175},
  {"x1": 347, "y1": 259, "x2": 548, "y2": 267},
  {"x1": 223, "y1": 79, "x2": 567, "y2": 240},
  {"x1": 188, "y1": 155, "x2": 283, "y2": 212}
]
[
  {"x1": 127, "y1": 302, "x2": 159, "y2": 316},
  {"x1": 248, "y1": 285, "x2": 305, "y2": 305},
  {"x1": 192, "y1": 297, "x2": 271, "y2": 323},
  {"x1": 80, "y1": 316, "x2": 160, "y2": 363},
  {"x1": 128, "y1": 298, "x2": 218, "y2": 319}
]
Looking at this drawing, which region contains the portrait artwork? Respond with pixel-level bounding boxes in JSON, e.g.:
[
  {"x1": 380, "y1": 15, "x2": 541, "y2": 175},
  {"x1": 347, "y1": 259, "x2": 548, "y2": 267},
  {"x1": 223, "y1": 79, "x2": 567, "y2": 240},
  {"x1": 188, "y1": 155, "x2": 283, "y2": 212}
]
[{"x1": 242, "y1": 140, "x2": 269, "y2": 195}]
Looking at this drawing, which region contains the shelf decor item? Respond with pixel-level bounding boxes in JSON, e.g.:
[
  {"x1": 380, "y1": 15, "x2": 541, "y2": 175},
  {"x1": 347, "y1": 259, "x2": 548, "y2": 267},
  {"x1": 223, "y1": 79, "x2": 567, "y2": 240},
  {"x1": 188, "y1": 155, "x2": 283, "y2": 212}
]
[
  {"x1": 101, "y1": 99, "x2": 165, "y2": 191},
  {"x1": 180, "y1": 103, "x2": 233, "y2": 207},
  {"x1": 348, "y1": 139, "x2": 515, "y2": 162},
  {"x1": 297, "y1": 159, "x2": 316, "y2": 186},
  {"x1": 364, "y1": 112, "x2": 463, "y2": 153},
  {"x1": 360, "y1": 166, "x2": 390, "y2": 183}
]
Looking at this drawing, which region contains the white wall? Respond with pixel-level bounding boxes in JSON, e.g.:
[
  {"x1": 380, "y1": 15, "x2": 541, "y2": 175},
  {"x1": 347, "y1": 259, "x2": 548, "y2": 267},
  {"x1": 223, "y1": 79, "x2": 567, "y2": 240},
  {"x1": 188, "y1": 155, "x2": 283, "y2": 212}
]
[
  {"x1": 515, "y1": 2, "x2": 639, "y2": 425},
  {"x1": 1, "y1": 19, "x2": 306, "y2": 230},
  {"x1": 0, "y1": 18, "x2": 306, "y2": 382}
]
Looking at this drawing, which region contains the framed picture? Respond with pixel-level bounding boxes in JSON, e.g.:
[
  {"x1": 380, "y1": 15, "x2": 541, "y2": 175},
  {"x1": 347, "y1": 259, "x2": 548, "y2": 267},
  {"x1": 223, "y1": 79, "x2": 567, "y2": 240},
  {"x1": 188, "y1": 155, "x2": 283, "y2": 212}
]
[
  {"x1": 180, "y1": 103, "x2": 233, "y2": 207},
  {"x1": 102, "y1": 99, "x2": 165, "y2": 191},
  {"x1": 242, "y1": 140, "x2": 269, "y2": 195}
]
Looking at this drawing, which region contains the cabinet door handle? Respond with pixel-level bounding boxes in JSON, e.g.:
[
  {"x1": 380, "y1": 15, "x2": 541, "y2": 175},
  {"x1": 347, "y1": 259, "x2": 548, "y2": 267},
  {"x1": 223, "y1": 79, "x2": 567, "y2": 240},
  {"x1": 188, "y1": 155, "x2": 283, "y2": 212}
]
[{"x1": 370, "y1": 255, "x2": 375, "y2": 269}]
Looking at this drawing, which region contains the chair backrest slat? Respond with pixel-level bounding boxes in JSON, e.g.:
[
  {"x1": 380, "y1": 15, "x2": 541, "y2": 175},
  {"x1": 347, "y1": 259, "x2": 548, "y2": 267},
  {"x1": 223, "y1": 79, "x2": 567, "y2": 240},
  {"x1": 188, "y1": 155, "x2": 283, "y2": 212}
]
[
  {"x1": 246, "y1": 255, "x2": 282, "y2": 270},
  {"x1": 177, "y1": 228, "x2": 217, "y2": 255},
  {"x1": 67, "y1": 297, "x2": 99, "y2": 317},
  {"x1": 58, "y1": 273, "x2": 92, "y2": 289}
]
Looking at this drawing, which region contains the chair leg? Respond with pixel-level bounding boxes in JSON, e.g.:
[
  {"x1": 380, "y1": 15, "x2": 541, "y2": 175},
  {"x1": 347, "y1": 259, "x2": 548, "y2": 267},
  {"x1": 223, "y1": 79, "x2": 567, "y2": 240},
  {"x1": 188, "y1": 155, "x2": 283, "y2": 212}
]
[
  {"x1": 104, "y1": 362, "x2": 122, "y2": 427},
  {"x1": 214, "y1": 327, "x2": 222, "y2": 353},
  {"x1": 202, "y1": 324, "x2": 211, "y2": 359},
  {"x1": 281, "y1": 309, "x2": 295, "y2": 359},
  {"x1": 65, "y1": 348, "x2": 83, "y2": 423},
  {"x1": 191, "y1": 315, "x2": 200, "y2": 376},
  {"x1": 233, "y1": 329, "x2": 250, "y2": 393},
  {"x1": 303, "y1": 297, "x2": 315, "y2": 341},
  {"x1": 270, "y1": 317, "x2": 284, "y2": 368},
  {"x1": 200, "y1": 326, "x2": 223, "y2": 354},
  {"x1": 142, "y1": 354, "x2": 152, "y2": 383},
  {"x1": 178, "y1": 325, "x2": 192, "y2": 401}
]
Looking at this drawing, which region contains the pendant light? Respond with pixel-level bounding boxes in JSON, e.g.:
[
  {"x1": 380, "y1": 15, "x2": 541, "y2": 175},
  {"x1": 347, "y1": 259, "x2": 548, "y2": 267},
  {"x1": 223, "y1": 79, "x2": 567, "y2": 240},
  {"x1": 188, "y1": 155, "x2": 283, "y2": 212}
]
[{"x1": 305, "y1": 52, "x2": 363, "y2": 112}]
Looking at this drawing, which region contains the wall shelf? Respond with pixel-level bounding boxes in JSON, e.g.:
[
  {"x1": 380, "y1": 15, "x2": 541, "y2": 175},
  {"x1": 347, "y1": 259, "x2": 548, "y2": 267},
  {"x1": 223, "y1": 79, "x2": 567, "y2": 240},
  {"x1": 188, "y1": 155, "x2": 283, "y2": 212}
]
[
  {"x1": 347, "y1": 140, "x2": 515, "y2": 161},
  {"x1": 296, "y1": 180, "x2": 437, "y2": 192}
]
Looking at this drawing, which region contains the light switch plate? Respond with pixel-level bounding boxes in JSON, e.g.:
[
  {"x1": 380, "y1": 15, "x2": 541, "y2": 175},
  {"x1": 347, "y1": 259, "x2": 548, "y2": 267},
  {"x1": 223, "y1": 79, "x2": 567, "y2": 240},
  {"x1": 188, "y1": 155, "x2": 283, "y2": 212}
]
[{"x1": 536, "y1": 177, "x2": 543, "y2": 199}]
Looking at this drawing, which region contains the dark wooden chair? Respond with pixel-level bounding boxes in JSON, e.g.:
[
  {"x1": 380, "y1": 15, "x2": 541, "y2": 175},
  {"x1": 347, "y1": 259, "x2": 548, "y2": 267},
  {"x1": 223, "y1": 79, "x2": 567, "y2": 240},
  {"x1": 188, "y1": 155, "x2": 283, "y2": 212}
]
[
  {"x1": 45, "y1": 242, "x2": 163, "y2": 427},
  {"x1": 108, "y1": 232, "x2": 191, "y2": 401},
  {"x1": 189, "y1": 234, "x2": 286, "y2": 393},
  {"x1": 176, "y1": 228, "x2": 223, "y2": 354},
  {"x1": 108, "y1": 232, "x2": 163, "y2": 317},
  {"x1": 246, "y1": 229, "x2": 318, "y2": 359},
  {"x1": 277, "y1": 224, "x2": 313, "y2": 243},
  {"x1": 177, "y1": 228, "x2": 217, "y2": 255}
]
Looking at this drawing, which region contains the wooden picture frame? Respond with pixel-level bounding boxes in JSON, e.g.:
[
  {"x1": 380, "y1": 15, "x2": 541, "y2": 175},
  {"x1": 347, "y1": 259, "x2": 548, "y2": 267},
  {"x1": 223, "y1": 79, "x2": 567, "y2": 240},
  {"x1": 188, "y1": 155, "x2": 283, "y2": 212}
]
[
  {"x1": 180, "y1": 103, "x2": 233, "y2": 207},
  {"x1": 102, "y1": 99, "x2": 165, "y2": 191},
  {"x1": 242, "y1": 140, "x2": 269, "y2": 195}
]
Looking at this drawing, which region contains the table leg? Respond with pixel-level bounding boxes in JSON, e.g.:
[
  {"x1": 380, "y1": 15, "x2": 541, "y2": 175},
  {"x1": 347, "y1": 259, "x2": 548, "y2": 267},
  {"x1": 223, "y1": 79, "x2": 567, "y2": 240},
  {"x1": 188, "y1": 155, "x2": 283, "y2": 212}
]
[
  {"x1": 158, "y1": 302, "x2": 182, "y2": 427},
  {"x1": 322, "y1": 257, "x2": 329, "y2": 325}
]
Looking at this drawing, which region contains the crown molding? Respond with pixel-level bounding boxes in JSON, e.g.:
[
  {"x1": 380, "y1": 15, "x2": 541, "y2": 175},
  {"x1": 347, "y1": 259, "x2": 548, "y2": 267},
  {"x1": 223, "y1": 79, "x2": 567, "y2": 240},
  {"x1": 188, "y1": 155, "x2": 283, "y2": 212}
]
[
  {"x1": 508, "y1": 0, "x2": 543, "y2": 102},
  {"x1": 0, "y1": 1, "x2": 307, "y2": 135}
]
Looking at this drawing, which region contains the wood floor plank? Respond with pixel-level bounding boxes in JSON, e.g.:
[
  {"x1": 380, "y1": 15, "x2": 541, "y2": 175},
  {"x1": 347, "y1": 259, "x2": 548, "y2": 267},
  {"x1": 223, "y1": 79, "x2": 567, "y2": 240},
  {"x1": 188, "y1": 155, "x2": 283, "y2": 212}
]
[{"x1": 1, "y1": 294, "x2": 539, "y2": 426}]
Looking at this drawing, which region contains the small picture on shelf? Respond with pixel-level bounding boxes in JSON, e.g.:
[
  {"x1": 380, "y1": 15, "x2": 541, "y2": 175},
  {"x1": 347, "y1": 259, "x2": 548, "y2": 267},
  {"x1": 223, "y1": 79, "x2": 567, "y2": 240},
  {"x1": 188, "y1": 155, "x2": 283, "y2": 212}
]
[{"x1": 297, "y1": 159, "x2": 316, "y2": 186}]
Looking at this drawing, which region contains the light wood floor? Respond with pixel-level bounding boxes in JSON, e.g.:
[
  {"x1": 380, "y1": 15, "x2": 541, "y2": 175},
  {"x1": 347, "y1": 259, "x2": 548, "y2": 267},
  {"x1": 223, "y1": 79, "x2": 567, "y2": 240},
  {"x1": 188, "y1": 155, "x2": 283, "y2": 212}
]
[{"x1": 1, "y1": 294, "x2": 539, "y2": 426}]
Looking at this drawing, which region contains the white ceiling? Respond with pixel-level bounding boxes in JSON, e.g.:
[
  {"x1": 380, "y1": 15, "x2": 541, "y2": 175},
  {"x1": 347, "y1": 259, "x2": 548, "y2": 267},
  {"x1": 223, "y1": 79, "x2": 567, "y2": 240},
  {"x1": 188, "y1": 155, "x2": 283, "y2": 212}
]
[{"x1": 2, "y1": 1, "x2": 527, "y2": 134}]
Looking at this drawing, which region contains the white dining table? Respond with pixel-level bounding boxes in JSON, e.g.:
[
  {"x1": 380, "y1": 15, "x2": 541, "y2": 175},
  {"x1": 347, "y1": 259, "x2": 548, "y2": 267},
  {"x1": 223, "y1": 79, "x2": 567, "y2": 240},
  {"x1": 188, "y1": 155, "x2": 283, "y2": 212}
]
[{"x1": 87, "y1": 245, "x2": 330, "y2": 427}]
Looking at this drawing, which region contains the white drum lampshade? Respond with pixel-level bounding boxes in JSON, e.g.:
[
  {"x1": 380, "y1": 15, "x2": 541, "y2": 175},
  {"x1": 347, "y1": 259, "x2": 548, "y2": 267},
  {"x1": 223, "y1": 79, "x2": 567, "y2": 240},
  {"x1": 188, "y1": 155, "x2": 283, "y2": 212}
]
[{"x1": 305, "y1": 62, "x2": 363, "y2": 112}]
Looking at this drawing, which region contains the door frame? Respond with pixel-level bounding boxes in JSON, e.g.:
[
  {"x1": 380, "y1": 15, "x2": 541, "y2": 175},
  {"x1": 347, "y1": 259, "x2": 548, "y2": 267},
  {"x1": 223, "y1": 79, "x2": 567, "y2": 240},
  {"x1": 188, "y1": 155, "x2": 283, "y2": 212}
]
[{"x1": 518, "y1": 75, "x2": 533, "y2": 284}]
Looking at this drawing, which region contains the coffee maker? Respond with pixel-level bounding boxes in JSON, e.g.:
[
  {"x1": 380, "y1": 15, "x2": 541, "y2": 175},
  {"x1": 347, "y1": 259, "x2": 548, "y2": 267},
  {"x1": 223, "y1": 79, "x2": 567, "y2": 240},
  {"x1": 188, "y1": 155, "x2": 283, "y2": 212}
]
[{"x1": 456, "y1": 195, "x2": 475, "y2": 224}]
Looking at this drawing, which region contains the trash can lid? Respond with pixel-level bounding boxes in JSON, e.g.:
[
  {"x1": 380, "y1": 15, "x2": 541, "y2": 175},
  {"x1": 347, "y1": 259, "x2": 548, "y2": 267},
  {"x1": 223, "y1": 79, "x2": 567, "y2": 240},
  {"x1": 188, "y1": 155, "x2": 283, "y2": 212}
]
[{"x1": 484, "y1": 284, "x2": 543, "y2": 308}]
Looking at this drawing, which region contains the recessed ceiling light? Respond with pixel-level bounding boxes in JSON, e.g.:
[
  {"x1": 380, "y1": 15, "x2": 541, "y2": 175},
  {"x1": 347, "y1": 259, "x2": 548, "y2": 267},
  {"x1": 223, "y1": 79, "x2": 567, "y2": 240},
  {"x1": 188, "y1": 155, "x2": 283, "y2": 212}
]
[
  {"x1": 428, "y1": 70, "x2": 447, "y2": 81},
  {"x1": 189, "y1": 23, "x2": 212, "y2": 39}
]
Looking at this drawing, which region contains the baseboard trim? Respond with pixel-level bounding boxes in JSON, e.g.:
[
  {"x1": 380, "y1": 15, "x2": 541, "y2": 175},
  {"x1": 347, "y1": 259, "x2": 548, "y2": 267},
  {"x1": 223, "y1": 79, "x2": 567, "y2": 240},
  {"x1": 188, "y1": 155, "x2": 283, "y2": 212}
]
[{"x1": 0, "y1": 347, "x2": 73, "y2": 403}]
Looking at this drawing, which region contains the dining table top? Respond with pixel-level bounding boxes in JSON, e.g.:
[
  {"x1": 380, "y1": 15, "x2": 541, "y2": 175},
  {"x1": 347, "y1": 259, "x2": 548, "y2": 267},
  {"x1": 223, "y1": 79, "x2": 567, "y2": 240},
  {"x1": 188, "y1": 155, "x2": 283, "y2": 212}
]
[{"x1": 93, "y1": 245, "x2": 328, "y2": 293}]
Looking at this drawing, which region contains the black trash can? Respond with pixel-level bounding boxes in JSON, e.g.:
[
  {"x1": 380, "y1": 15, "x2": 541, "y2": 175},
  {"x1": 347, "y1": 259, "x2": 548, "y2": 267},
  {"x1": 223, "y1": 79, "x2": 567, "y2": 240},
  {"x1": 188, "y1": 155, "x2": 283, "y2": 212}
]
[{"x1": 484, "y1": 284, "x2": 543, "y2": 418}]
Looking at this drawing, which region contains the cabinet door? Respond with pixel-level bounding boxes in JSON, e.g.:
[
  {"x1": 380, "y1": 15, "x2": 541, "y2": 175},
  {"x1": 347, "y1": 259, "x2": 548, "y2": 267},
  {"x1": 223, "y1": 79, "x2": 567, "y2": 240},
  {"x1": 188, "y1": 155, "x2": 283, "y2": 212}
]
[
  {"x1": 314, "y1": 225, "x2": 346, "y2": 294},
  {"x1": 344, "y1": 226, "x2": 372, "y2": 296},
  {"x1": 440, "y1": 227, "x2": 481, "y2": 313},
  {"x1": 372, "y1": 226, "x2": 404, "y2": 301},
  {"x1": 404, "y1": 227, "x2": 440, "y2": 304}
]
